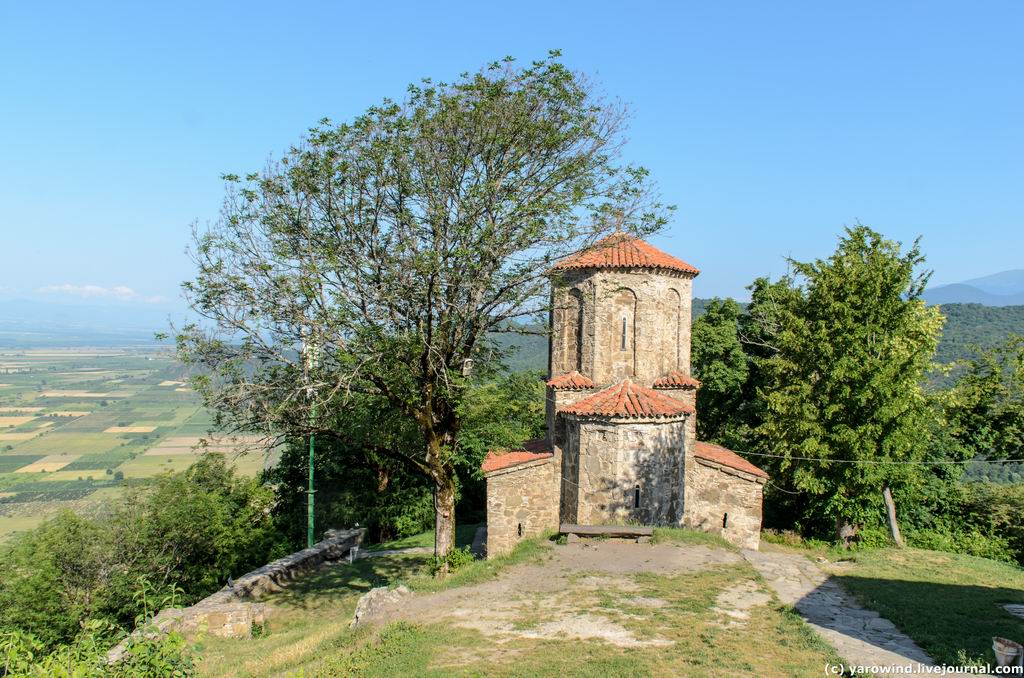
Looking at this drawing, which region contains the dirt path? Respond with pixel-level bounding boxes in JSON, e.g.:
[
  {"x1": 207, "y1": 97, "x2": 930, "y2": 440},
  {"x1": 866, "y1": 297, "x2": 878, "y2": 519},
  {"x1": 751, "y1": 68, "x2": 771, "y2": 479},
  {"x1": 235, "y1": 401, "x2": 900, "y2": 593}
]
[
  {"x1": 743, "y1": 548, "x2": 934, "y2": 672},
  {"x1": 360, "y1": 540, "x2": 744, "y2": 648}
]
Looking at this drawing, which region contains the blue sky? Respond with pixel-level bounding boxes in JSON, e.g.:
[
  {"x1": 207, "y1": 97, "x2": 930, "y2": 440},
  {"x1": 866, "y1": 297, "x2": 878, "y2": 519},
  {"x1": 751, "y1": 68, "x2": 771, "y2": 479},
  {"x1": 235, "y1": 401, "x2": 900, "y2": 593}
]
[{"x1": 1, "y1": 0, "x2": 1021, "y2": 312}]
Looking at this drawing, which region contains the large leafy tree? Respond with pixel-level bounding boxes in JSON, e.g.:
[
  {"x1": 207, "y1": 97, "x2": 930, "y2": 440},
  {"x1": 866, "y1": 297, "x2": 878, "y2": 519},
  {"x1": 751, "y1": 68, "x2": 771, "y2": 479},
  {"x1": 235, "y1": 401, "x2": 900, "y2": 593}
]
[
  {"x1": 176, "y1": 53, "x2": 668, "y2": 568},
  {"x1": 692, "y1": 298, "x2": 749, "y2": 447},
  {"x1": 266, "y1": 371, "x2": 546, "y2": 544},
  {"x1": 753, "y1": 226, "x2": 944, "y2": 540}
]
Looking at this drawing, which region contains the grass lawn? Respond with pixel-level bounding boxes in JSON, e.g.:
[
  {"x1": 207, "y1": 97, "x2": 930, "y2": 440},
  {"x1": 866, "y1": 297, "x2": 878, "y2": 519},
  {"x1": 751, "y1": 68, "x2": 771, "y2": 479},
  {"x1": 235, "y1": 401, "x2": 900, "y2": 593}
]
[
  {"x1": 365, "y1": 521, "x2": 482, "y2": 552},
  {"x1": 821, "y1": 547, "x2": 1024, "y2": 666},
  {"x1": 651, "y1": 526, "x2": 739, "y2": 551},
  {"x1": 196, "y1": 544, "x2": 521, "y2": 676}
]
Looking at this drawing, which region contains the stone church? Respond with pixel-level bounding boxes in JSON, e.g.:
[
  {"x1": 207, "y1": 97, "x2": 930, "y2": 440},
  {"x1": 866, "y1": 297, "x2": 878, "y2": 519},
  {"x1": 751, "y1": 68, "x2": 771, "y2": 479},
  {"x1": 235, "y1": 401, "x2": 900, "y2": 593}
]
[{"x1": 482, "y1": 233, "x2": 768, "y2": 556}]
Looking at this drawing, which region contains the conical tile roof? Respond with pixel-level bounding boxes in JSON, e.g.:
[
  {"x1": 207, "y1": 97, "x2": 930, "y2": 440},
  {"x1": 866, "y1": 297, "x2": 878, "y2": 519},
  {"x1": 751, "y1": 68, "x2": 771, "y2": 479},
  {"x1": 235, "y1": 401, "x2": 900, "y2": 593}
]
[
  {"x1": 546, "y1": 371, "x2": 596, "y2": 390},
  {"x1": 553, "y1": 233, "x2": 699, "y2": 276},
  {"x1": 558, "y1": 379, "x2": 694, "y2": 418},
  {"x1": 652, "y1": 371, "x2": 701, "y2": 389}
]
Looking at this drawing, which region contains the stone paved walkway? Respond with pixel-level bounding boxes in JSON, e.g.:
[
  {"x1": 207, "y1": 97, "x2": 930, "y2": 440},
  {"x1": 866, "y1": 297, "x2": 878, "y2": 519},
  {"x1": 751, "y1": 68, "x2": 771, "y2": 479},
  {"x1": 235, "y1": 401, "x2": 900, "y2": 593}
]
[{"x1": 743, "y1": 548, "x2": 934, "y2": 672}]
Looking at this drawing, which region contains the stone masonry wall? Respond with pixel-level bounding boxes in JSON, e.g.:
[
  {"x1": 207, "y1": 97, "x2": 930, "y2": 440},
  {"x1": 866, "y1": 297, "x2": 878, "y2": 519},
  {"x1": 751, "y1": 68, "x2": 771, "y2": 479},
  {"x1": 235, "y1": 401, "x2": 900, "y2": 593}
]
[
  {"x1": 486, "y1": 457, "x2": 560, "y2": 558},
  {"x1": 685, "y1": 460, "x2": 764, "y2": 550},
  {"x1": 570, "y1": 416, "x2": 688, "y2": 526},
  {"x1": 546, "y1": 386, "x2": 595, "y2": 448},
  {"x1": 550, "y1": 269, "x2": 694, "y2": 386},
  {"x1": 560, "y1": 422, "x2": 579, "y2": 524},
  {"x1": 657, "y1": 387, "x2": 698, "y2": 462},
  {"x1": 107, "y1": 528, "x2": 365, "y2": 664}
]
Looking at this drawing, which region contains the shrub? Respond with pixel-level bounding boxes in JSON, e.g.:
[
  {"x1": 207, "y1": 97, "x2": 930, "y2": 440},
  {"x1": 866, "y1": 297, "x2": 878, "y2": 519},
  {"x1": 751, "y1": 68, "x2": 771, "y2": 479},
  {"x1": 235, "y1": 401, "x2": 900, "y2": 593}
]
[
  {"x1": 0, "y1": 617, "x2": 194, "y2": 677},
  {"x1": 852, "y1": 526, "x2": 895, "y2": 549},
  {"x1": 905, "y1": 527, "x2": 1015, "y2": 563},
  {"x1": 432, "y1": 546, "x2": 475, "y2": 575},
  {"x1": 0, "y1": 454, "x2": 289, "y2": 652}
]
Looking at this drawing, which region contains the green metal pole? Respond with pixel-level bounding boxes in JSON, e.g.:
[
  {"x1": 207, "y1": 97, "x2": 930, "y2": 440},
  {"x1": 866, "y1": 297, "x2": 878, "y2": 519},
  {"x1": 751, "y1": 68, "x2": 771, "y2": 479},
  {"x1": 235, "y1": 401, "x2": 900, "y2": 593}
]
[{"x1": 307, "y1": 404, "x2": 316, "y2": 549}]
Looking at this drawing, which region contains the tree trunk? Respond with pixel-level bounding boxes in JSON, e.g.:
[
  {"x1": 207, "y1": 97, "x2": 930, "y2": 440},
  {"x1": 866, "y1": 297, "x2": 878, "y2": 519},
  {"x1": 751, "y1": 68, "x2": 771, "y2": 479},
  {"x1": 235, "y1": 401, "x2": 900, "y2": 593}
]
[
  {"x1": 882, "y1": 484, "x2": 905, "y2": 548},
  {"x1": 433, "y1": 473, "x2": 457, "y2": 576},
  {"x1": 835, "y1": 517, "x2": 857, "y2": 548}
]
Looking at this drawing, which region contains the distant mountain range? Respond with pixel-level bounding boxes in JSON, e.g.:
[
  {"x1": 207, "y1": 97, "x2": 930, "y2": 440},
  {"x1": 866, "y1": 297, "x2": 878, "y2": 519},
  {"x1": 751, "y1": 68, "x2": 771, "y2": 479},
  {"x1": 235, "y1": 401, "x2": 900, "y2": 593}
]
[{"x1": 923, "y1": 270, "x2": 1024, "y2": 306}]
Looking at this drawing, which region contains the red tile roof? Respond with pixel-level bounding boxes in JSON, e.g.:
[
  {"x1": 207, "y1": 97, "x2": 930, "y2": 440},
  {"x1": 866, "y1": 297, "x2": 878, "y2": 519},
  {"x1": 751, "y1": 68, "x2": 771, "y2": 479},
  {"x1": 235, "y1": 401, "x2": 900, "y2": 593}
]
[
  {"x1": 553, "y1": 233, "x2": 700, "y2": 276},
  {"x1": 694, "y1": 441, "x2": 768, "y2": 479},
  {"x1": 481, "y1": 439, "x2": 553, "y2": 474},
  {"x1": 653, "y1": 371, "x2": 702, "y2": 389},
  {"x1": 547, "y1": 371, "x2": 596, "y2": 390},
  {"x1": 558, "y1": 379, "x2": 695, "y2": 419}
]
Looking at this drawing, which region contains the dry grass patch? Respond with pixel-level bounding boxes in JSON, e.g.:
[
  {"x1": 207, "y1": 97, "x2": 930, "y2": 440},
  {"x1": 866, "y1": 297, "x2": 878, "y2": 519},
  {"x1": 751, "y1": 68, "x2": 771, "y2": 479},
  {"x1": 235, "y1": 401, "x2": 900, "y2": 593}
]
[
  {"x1": 103, "y1": 425, "x2": 157, "y2": 433},
  {"x1": 159, "y1": 380, "x2": 186, "y2": 386},
  {"x1": 0, "y1": 433, "x2": 37, "y2": 441},
  {"x1": 0, "y1": 416, "x2": 37, "y2": 427},
  {"x1": 14, "y1": 454, "x2": 80, "y2": 473},
  {"x1": 0, "y1": 407, "x2": 44, "y2": 413}
]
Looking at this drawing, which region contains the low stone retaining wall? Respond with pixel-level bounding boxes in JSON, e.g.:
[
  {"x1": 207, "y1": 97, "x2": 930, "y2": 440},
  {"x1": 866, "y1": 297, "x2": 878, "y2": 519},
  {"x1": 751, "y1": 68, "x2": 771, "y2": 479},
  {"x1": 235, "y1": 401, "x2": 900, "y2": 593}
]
[
  {"x1": 107, "y1": 527, "x2": 365, "y2": 663},
  {"x1": 201, "y1": 527, "x2": 366, "y2": 604}
]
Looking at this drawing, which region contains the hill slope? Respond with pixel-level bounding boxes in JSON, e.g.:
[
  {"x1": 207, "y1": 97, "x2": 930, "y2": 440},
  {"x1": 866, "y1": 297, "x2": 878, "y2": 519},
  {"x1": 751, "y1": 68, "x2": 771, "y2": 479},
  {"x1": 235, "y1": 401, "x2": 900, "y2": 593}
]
[{"x1": 933, "y1": 303, "x2": 1024, "y2": 364}]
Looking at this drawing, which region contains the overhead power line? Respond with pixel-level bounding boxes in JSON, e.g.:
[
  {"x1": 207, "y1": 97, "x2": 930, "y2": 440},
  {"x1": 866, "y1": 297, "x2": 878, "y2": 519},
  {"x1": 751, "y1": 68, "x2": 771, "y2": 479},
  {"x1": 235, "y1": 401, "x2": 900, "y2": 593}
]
[{"x1": 737, "y1": 451, "x2": 1024, "y2": 465}]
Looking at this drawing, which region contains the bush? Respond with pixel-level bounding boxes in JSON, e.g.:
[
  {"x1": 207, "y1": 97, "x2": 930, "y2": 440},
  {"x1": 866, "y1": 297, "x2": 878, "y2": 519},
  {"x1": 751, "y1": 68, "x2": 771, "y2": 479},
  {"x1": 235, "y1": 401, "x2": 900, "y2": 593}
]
[
  {"x1": 905, "y1": 527, "x2": 1015, "y2": 563},
  {"x1": 0, "y1": 454, "x2": 289, "y2": 652},
  {"x1": 853, "y1": 526, "x2": 896, "y2": 549},
  {"x1": 432, "y1": 546, "x2": 476, "y2": 575},
  {"x1": 959, "y1": 482, "x2": 1024, "y2": 564},
  {"x1": 0, "y1": 617, "x2": 194, "y2": 677}
]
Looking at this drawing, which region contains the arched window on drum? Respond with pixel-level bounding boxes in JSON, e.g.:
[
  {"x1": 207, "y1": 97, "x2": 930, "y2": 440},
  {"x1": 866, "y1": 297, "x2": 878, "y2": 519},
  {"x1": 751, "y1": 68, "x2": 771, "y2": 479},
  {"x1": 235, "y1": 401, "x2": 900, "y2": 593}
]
[{"x1": 609, "y1": 287, "x2": 637, "y2": 379}]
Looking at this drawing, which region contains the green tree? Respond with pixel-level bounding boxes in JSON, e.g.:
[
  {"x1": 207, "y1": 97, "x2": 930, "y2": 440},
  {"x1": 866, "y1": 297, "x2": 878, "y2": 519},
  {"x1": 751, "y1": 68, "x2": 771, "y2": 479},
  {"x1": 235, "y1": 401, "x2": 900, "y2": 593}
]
[
  {"x1": 0, "y1": 455, "x2": 285, "y2": 652},
  {"x1": 0, "y1": 512, "x2": 110, "y2": 649},
  {"x1": 944, "y1": 335, "x2": 1024, "y2": 460},
  {"x1": 175, "y1": 53, "x2": 669, "y2": 570},
  {"x1": 691, "y1": 298, "x2": 749, "y2": 447},
  {"x1": 265, "y1": 370, "x2": 546, "y2": 543},
  {"x1": 753, "y1": 226, "x2": 944, "y2": 541}
]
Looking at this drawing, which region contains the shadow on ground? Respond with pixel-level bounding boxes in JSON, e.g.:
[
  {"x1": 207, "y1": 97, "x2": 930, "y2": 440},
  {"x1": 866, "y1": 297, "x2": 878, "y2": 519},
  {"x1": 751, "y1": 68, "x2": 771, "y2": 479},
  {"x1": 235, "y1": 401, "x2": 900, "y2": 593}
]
[
  {"x1": 265, "y1": 554, "x2": 432, "y2": 610},
  {"x1": 830, "y1": 574, "x2": 1024, "y2": 665}
]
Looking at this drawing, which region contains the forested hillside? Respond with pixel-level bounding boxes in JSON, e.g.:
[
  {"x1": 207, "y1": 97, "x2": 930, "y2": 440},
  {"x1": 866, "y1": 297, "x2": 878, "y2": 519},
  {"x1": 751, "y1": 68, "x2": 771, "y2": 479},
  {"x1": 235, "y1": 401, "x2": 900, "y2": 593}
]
[{"x1": 932, "y1": 303, "x2": 1024, "y2": 364}]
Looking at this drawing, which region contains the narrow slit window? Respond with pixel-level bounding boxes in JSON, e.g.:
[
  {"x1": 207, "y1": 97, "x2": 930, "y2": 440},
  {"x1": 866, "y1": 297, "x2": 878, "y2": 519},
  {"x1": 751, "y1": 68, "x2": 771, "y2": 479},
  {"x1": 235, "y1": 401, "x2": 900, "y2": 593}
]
[
  {"x1": 621, "y1": 317, "x2": 627, "y2": 350},
  {"x1": 517, "y1": 523, "x2": 523, "y2": 537},
  {"x1": 634, "y1": 484, "x2": 641, "y2": 509},
  {"x1": 722, "y1": 513, "x2": 729, "y2": 529}
]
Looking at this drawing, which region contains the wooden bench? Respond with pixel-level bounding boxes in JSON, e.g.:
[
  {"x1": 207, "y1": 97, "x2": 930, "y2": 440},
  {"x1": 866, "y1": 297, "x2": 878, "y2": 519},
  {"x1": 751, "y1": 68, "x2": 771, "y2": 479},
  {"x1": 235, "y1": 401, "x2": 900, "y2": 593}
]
[{"x1": 559, "y1": 524, "x2": 654, "y2": 538}]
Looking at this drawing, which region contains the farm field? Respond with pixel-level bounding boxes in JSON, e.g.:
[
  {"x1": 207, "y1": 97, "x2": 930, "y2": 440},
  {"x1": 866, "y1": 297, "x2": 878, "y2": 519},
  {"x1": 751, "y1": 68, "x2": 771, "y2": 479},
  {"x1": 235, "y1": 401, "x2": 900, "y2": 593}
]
[{"x1": 0, "y1": 347, "x2": 279, "y2": 542}]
